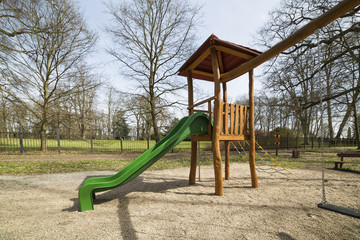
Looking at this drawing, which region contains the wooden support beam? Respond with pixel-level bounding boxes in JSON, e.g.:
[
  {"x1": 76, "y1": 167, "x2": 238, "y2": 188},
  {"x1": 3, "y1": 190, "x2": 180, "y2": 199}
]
[
  {"x1": 210, "y1": 47, "x2": 223, "y2": 196},
  {"x1": 248, "y1": 70, "x2": 258, "y2": 188},
  {"x1": 192, "y1": 70, "x2": 214, "y2": 78},
  {"x1": 217, "y1": 51, "x2": 225, "y2": 73},
  {"x1": 216, "y1": 45, "x2": 254, "y2": 60},
  {"x1": 188, "y1": 48, "x2": 211, "y2": 71},
  {"x1": 221, "y1": 0, "x2": 360, "y2": 82},
  {"x1": 224, "y1": 141, "x2": 230, "y2": 180},
  {"x1": 187, "y1": 71, "x2": 194, "y2": 116},
  {"x1": 189, "y1": 140, "x2": 197, "y2": 185}
]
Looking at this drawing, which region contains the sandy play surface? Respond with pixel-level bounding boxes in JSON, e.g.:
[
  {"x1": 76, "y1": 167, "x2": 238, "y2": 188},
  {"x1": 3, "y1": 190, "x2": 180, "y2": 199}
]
[{"x1": 0, "y1": 163, "x2": 359, "y2": 239}]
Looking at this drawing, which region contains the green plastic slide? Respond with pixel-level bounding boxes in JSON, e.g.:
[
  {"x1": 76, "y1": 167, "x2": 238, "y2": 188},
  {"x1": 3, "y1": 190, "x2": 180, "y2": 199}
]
[{"x1": 78, "y1": 112, "x2": 209, "y2": 211}]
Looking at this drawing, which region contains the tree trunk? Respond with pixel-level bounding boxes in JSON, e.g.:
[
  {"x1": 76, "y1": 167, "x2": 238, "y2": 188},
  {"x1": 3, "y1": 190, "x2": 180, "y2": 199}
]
[
  {"x1": 150, "y1": 99, "x2": 160, "y2": 142},
  {"x1": 149, "y1": 73, "x2": 160, "y2": 143},
  {"x1": 326, "y1": 99, "x2": 334, "y2": 139},
  {"x1": 40, "y1": 119, "x2": 47, "y2": 151},
  {"x1": 335, "y1": 103, "x2": 352, "y2": 138},
  {"x1": 353, "y1": 101, "x2": 360, "y2": 149}
]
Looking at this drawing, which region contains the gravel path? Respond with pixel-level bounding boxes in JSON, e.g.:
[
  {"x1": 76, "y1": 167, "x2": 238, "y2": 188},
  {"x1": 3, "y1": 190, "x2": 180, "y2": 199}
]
[{"x1": 0, "y1": 163, "x2": 359, "y2": 239}]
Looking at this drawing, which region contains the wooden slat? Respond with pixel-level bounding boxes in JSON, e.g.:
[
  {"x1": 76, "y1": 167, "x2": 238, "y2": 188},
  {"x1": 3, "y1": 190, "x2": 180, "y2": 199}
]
[
  {"x1": 244, "y1": 106, "x2": 248, "y2": 134},
  {"x1": 239, "y1": 106, "x2": 244, "y2": 135},
  {"x1": 230, "y1": 104, "x2": 234, "y2": 134},
  {"x1": 219, "y1": 135, "x2": 248, "y2": 141},
  {"x1": 234, "y1": 105, "x2": 239, "y2": 135},
  {"x1": 224, "y1": 103, "x2": 229, "y2": 134}
]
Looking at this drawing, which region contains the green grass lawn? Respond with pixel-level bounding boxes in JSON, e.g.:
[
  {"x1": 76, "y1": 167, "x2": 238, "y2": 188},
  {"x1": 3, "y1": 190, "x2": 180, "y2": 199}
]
[
  {"x1": 0, "y1": 138, "x2": 212, "y2": 154},
  {"x1": 0, "y1": 147, "x2": 358, "y2": 175}
]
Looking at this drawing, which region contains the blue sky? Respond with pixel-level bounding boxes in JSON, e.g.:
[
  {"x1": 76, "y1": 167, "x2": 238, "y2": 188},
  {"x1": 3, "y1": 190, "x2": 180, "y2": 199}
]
[{"x1": 78, "y1": 0, "x2": 281, "y2": 109}]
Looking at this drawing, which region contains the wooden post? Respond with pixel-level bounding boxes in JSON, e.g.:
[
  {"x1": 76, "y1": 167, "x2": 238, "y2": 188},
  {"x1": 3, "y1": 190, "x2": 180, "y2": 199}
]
[
  {"x1": 187, "y1": 70, "x2": 198, "y2": 185},
  {"x1": 224, "y1": 141, "x2": 230, "y2": 180},
  {"x1": 222, "y1": 82, "x2": 230, "y2": 180},
  {"x1": 187, "y1": 71, "x2": 194, "y2": 116},
  {"x1": 189, "y1": 140, "x2": 197, "y2": 185},
  {"x1": 211, "y1": 47, "x2": 223, "y2": 195},
  {"x1": 248, "y1": 70, "x2": 258, "y2": 188}
]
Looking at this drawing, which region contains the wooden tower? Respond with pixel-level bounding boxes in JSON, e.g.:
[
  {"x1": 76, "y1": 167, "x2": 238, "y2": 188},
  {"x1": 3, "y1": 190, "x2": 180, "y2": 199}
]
[{"x1": 178, "y1": 35, "x2": 261, "y2": 195}]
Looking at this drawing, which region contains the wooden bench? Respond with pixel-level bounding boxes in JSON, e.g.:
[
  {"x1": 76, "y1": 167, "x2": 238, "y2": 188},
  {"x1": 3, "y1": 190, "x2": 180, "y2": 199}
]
[{"x1": 335, "y1": 152, "x2": 360, "y2": 169}]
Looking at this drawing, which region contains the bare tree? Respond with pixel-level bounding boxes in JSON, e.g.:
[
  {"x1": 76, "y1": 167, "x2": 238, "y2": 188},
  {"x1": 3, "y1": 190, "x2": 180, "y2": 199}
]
[
  {"x1": 0, "y1": 0, "x2": 96, "y2": 150},
  {"x1": 256, "y1": 0, "x2": 360, "y2": 142},
  {"x1": 106, "y1": 0, "x2": 201, "y2": 142},
  {"x1": 71, "y1": 65, "x2": 101, "y2": 140}
]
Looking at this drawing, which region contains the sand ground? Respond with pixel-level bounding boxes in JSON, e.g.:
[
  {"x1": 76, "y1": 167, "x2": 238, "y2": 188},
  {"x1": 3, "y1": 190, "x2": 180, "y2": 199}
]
[{"x1": 0, "y1": 163, "x2": 359, "y2": 240}]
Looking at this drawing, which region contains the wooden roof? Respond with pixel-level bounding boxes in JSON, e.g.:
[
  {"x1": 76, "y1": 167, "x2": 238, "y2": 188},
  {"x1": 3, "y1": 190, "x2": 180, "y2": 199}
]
[{"x1": 178, "y1": 34, "x2": 262, "y2": 82}]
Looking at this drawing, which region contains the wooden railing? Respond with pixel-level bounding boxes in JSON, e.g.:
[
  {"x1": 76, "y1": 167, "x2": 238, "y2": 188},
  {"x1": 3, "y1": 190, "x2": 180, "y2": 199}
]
[
  {"x1": 221, "y1": 102, "x2": 249, "y2": 137},
  {"x1": 188, "y1": 97, "x2": 249, "y2": 140},
  {"x1": 188, "y1": 96, "x2": 214, "y2": 137}
]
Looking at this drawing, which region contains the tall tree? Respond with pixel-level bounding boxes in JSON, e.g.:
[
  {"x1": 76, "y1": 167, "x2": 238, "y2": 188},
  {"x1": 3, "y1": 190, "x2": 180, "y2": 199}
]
[
  {"x1": 0, "y1": 0, "x2": 96, "y2": 150},
  {"x1": 256, "y1": 0, "x2": 360, "y2": 141},
  {"x1": 71, "y1": 65, "x2": 101, "y2": 140},
  {"x1": 106, "y1": 0, "x2": 200, "y2": 142},
  {"x1": 112, "y1": 109, "x2": 130, "y2": 140}
]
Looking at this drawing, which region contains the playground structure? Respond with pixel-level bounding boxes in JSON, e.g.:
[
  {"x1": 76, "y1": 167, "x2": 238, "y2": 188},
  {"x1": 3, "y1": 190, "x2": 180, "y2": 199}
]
[
  {"x1": 78, "y1": 0, "x2": 360, "y2": 212},
  {"x1": 177, "y1": 0, "x2": 360, "y2": 196},
  {"x1": 178, "y1": 35, "x2": 261, "y2": 195}
]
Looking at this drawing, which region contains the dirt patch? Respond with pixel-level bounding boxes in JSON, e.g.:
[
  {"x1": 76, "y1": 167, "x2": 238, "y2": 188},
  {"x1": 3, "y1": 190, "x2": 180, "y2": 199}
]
[{"x1": 0, "y1": 163, "x2": 359, "y2": 239}]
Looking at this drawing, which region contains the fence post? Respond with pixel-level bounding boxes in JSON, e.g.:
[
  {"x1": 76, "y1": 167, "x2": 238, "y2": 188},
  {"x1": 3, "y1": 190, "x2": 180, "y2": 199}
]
[
  {"x1": 311, "y1": 137, "x2": 314, "y2": 149},
  {"x1": 296, "y1": 137, "x2": 298, "y2": 149},
  {"x1": 304, "y1": 137, "x2": 306, "y2": 149},
  {"x1": 147, "y1": 138, "x2": 150, "y2": 149},
  {"x1": 19, "y1": 128, "x2": 24, "y2": 155},
  {"x1": 287, "y1": 134, "x2": 289, "y2": 150},
  {"x1": 90, "y1": 135, "x2": 93, "y2": 153},
  {"x1": 57, "y1": 129, "x2": 61, "y2": 154},
  {"x1": 120, "y1": 138, "x2": 123, "y2": 153}
]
